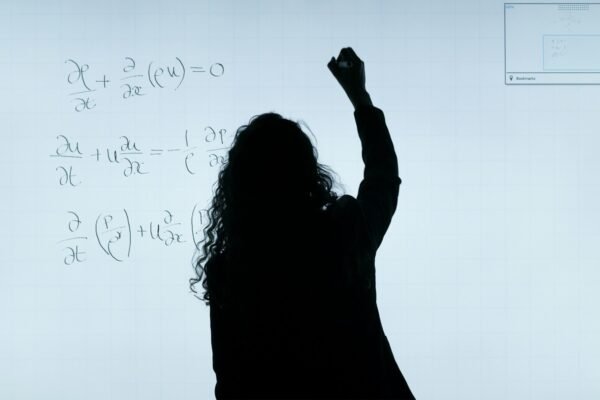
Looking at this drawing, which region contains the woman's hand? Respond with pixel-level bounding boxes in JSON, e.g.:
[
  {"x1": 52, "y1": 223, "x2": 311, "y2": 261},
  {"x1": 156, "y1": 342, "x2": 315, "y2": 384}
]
[{"x1": 328, "y1": 47, "x2": 372, "y2": 108}]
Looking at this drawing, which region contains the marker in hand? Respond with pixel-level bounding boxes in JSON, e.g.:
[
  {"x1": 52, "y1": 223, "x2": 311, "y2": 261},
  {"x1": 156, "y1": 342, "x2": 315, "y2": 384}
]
[{"x1": 328, "y1": 48, "x2": 370, "y2": 108}]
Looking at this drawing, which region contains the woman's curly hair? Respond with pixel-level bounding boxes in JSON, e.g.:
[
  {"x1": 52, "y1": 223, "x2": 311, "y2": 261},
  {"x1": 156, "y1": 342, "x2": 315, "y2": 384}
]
[{"x1": 189, "y1": 112, "x2": 344, "y2": 307}]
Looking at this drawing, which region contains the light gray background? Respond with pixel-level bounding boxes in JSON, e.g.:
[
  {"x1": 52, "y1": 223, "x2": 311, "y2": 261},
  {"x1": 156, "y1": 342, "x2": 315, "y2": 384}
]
[{"x1": 1, "y1": 1, "x2": 599, "y2": 399}]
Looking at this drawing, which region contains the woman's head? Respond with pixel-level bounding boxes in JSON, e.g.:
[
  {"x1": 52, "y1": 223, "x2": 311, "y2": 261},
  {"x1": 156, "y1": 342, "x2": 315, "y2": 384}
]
[
  {"x1": 190, "y1": 111, "x2": 342, "y2": 306},
  {"x1": 227, "y1": 113, "x2": 325, "y2": 217}
]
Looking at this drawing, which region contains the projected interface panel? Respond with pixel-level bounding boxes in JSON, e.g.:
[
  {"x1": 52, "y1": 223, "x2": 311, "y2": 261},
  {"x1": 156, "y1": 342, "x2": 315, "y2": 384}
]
[{"x1": 505, "y1": 3, "x2": 600, "y2": 84}]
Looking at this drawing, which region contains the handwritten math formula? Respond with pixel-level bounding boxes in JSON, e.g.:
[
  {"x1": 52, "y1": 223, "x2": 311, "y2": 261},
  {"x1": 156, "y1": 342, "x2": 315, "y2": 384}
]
[
  {"x1": 57, "y1": 204, "x2": 210, "y2": 265},
  {"x1": 65, "y1": 56, "x2": 225, "y2": 112},
  {"x1": 56, "y1": 55, "x2": 229, "y2": 265},
  {"x1": 50, "y1": 126, "x2": 231, "y2": 187}
]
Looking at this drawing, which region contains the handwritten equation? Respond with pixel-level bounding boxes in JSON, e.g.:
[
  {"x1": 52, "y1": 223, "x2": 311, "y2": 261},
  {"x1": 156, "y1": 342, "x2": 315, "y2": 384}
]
[
  {"x1": 57, "y1": 204, "x2": 210, "y2": 265},
  {"x1": 548, "y1": 37, "x2": 568, "y2": 59},
  {"x1": 65, "y1": 56, "x2": 225, "y2": 112},
  {"x1": 50, "y1": 126, "x2": 230, "y2": 187}
]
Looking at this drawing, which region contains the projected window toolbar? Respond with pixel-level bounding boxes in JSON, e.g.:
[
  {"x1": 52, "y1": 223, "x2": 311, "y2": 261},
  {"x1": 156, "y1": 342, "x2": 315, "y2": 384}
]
[{"x1": 505, "y1": 3, "x2": 600, "y2": 85}]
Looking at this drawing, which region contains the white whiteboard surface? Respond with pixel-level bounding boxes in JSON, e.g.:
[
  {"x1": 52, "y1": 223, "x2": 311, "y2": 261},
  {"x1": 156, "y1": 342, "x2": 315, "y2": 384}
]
[{"x1": 1, "y1": 1, "x2": 599, "y2": 399}]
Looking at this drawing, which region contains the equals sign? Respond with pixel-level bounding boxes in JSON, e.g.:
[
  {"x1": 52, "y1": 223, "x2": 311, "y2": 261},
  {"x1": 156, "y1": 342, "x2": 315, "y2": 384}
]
[
  {"x1": 150, "y1": 149, "x2": 164, "y2": 156},
  {"x1": 190, "y1": 66, "x2": 205, "y2": 73}
]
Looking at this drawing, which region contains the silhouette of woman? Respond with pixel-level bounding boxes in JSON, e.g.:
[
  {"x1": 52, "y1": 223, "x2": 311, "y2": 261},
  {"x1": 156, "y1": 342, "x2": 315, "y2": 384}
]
[{"x1": 190, "y1": 47, "x2": 416, "y2": 399}]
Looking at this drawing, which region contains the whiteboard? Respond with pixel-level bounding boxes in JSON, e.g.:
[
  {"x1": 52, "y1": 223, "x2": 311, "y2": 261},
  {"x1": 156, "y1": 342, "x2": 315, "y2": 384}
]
[{"x1": 1, "y1": 1, "x2": 600, "y2": 399}]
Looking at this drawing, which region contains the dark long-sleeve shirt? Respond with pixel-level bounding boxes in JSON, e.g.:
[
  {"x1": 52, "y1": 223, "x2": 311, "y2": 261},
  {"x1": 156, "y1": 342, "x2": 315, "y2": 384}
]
[{"x1": 209, "y1": 105, "x2": 415, "y2": 399}]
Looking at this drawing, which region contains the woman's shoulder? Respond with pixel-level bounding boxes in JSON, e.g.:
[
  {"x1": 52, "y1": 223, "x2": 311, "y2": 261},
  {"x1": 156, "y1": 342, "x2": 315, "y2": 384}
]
[
  {"x1": 323, "y1": 194, "x2": 360, "y2": 217},
  {"x1": 323, "y1": 194, "x2": 365, "y2": 235}
]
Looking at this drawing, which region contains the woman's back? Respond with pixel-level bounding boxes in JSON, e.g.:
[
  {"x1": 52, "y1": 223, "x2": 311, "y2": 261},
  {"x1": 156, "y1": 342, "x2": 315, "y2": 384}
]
[
  {"x1": 208, "y1": 47, "x2": 415, "y2": 399},
  {"x1": 210, "y1": 182, "x2": 413, "y2": 399},
  {"x1": 210, "y1": 201, "x2": 375, "y2": 398}
]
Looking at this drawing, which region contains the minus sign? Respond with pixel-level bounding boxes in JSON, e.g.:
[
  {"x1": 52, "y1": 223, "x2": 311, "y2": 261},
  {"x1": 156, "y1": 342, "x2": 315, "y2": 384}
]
[{"x1": 167, "y1": 149, "x2": 181, "y2": 152}]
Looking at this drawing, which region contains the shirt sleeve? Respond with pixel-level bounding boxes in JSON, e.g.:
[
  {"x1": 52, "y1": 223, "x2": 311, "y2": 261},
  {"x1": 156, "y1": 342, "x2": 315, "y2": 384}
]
[{"x1": 352, "y1": 105, "x2": 401, "y2": 254}]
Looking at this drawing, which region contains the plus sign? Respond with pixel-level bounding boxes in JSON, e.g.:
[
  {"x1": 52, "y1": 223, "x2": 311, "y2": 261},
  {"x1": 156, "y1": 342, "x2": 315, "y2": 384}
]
[
  {"x1": 138, "y1": 225, "x2": 146, "y2": 237},
  {"x1": 96, "y1": 75, "x2": 110, "y2": 88}
]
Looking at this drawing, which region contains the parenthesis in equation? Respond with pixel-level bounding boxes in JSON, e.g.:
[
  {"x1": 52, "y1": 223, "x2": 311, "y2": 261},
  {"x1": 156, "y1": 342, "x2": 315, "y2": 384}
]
[
  {"x1": 94, "y1": 210, "x2": 132, "y2": 262},
  {"x1": 124, "y1": 208, "x2": 132, "y2": 257},
  {"x1": 147, "y1": 61, "x2": 155, "y2": 88},
  {"x1": 175, "y1": 57, "x2": 185, "y2": 90},
  {"x1": 95, "y1": 213, "x2": 114, "y2": 259},
  {"x1": 191, "y1": 203, "x2": 203, "y2": 251}
]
